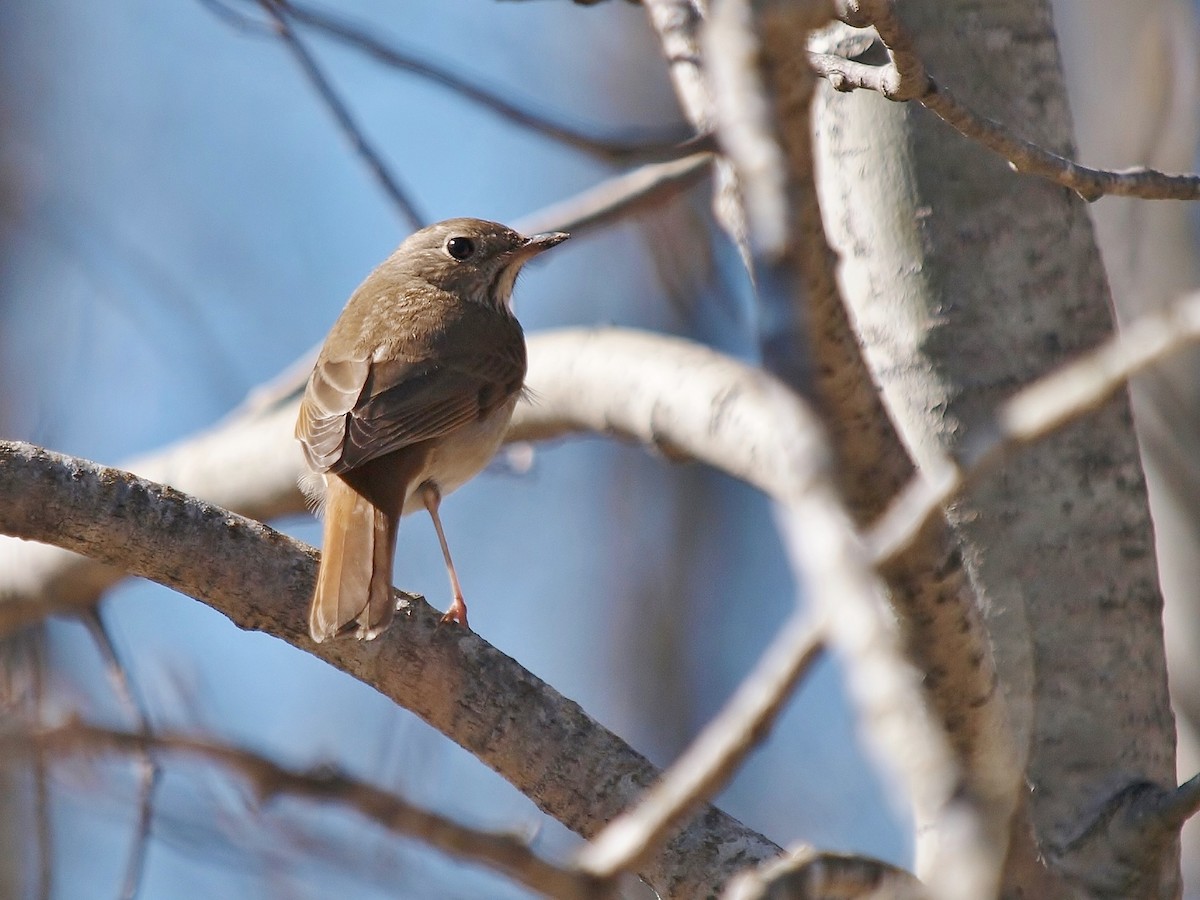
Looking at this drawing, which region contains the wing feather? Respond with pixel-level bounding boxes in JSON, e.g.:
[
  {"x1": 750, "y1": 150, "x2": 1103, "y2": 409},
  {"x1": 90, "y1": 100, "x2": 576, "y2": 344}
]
[
  {"x1": 295, "y1": 357, "x2": 370, "y2": 472},
  {"x1": 296, "y1": 324, "x2": 525, "y2": 476}
]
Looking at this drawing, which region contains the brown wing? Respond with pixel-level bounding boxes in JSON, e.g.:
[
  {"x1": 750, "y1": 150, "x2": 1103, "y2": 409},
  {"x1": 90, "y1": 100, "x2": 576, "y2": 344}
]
[
  {"x1": 296, "y1": 318, "x2": 526, "y2": 476},
  {"x1": 295, "y1": 357, "x2": 370, "y2": 473}
]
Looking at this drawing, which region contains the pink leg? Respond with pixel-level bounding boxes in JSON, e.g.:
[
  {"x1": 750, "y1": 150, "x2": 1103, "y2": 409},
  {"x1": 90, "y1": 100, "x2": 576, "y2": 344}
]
[{"x1": 421, "y1": 483, "x2": 469, "y2": 628}]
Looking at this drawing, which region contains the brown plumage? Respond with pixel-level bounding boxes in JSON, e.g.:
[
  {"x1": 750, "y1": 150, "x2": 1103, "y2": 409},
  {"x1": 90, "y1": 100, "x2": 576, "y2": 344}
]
[{"x1": 296, "y1": 218, "x2": 568, "y2": 642}]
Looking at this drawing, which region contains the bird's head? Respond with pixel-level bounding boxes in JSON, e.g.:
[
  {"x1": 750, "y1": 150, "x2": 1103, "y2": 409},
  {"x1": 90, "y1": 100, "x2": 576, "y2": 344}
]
[{"x1": 392, "y1": 217, "x2": 569, "y2": 311}]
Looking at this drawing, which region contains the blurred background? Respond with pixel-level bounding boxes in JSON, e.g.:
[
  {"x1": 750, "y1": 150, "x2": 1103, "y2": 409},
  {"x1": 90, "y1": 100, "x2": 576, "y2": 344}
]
[{"x1": 0, "y1": 2, "x2": 904, "y2": 897}]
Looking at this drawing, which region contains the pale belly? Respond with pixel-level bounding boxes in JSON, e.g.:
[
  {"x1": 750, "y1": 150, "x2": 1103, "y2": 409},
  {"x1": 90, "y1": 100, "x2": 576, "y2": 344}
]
[{"x1": 398, "y1": 394, "x2": 518, "y2": 516}]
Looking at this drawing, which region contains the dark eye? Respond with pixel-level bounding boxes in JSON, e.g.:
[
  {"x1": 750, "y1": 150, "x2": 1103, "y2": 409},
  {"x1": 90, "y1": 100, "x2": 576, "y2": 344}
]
[{"x1": 446, "y1": 236, "x2": 475, "y2": 260}]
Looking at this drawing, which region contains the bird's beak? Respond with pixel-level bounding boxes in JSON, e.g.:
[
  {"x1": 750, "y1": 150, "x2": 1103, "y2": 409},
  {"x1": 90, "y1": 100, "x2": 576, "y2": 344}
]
[{"x1": 520, "y1": 231, "x2": 570, "y2": 256}]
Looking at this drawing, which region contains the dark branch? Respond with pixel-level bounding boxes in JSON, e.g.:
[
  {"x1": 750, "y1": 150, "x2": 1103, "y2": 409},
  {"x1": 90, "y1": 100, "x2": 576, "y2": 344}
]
[
  {"x1": 282, "y1": 0, "x2": 694, "y2": 162},
  {"x1": 257, "y1": 0, "x2": 425, "y2": 228},
  {"x1": 78, "y1": 613, "x2": 160, "y2": 900},
  {"x1": 13, "y1": 722, "x2": 609, "y2": 900}
]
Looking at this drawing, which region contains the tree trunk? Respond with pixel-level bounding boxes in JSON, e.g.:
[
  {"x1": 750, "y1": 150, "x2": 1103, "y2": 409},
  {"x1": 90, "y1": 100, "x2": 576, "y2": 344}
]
[{"x1": 814, "y1": 0, "x2": 1178, "y2": 895}]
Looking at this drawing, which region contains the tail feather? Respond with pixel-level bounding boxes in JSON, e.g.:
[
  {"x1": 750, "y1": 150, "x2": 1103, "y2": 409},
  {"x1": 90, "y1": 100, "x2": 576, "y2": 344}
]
[{"x1": 309, "y1": 476, "x2": 399, "y2": 642}]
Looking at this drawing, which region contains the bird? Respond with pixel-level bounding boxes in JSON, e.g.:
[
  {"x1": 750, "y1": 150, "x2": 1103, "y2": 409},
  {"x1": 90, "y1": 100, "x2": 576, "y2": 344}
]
[{"x1": 295, "y1": 218, "x2": 568, "y2": 642}]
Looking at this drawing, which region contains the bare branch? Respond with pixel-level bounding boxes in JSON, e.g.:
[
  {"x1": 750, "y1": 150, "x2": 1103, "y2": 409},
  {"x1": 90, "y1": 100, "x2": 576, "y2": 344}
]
[
  {"x1": 281, "y1": 0, "x2": 694, "y2": 163},
  {"x1": 808, "y1": 51, "x2": 899, "y2": 97},
  {"x1": 577, "y1": 619, "x2": 825, "y2": 878},
  {"x1": 196, "y1": 0, "x2": 267, "y2": 32},
  {"x1": 1149, "y1": 772, "x2": 1200, "y2": 833},
  {"x1": 644, "y1": 0, "x2": 711, "y2": 129},
  {"x1": 200, "y1": 0, "x2": 694, "y2": 162},
  {"x1": 817, "y1": 2, "x2": 1200, "y2": 202},
  {"x1": 0, "y1": 439, "x2": 782, "y2": 894},
  {"x1": 28, "y1": 632, "x2": 52, "y2": 900},
  {"x1": 514, "y1": 152, "x2": 712, "y2": 237},
  {"x1": 921, "y1": 81, "x2": 1200, "y2": 202},
  {"x1": 837, "y1": 1, "x2": 925, "y2": 96},
  {"x1": 12, "y1": 722, "x2": 608, "y2": 900},
  {"x1": 704, "y1": 0, "x2": 795, "y2": 260},
  {"x1": 256, "y1": 0, "x2": 425, "y2": 228},
  {"x1": 77, "y1": 613, "x2": 160, "y2": 900}
]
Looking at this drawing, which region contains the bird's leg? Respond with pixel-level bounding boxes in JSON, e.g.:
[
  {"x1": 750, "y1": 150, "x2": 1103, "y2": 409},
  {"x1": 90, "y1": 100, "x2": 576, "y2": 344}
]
[{"x1": 421, "y1": 482, "x2": 469, "y2": 628}]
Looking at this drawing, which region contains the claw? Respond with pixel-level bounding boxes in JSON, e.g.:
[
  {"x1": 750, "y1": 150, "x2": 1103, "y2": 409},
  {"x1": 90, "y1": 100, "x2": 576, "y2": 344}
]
[{"x1": 437, "y1": 597, "x2": 469, "y2": 629}]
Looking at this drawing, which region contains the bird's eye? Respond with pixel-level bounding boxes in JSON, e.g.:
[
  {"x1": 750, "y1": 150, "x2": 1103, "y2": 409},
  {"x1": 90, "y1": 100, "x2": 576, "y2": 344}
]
[{"x1": 446, "y1": 236, "x2": 475, "y2": 260}]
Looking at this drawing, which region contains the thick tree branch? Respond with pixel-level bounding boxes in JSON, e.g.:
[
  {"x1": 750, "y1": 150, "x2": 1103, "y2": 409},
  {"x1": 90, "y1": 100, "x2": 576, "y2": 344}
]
[
  {"x1": 814, "y1": 1, "x2": 1179, "y2": 893},
  {"x1": 0, "y1": 437, "x2": 781, "y2": 897}
]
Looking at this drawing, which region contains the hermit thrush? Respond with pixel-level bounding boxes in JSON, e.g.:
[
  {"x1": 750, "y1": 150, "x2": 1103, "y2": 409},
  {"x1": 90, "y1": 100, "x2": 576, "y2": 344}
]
[{"x1": 296, "y1": 218, "x2": 568, "y2": 642}]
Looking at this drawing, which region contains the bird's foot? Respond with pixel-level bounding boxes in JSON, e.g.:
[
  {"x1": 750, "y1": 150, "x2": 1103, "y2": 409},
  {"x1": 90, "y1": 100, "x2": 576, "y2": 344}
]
[{"x1": 438, "y1": 597, "x2": 470, "y2": 630}]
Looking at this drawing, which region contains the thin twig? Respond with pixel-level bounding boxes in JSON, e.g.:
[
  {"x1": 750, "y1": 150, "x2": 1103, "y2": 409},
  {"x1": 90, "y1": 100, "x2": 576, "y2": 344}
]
[
  {"x1": 867, "y1": 292, "x2": 1200, "y2": 564},
  {"x1": 79, "y1": 612, "x2": 161, "y2": 900},
  {"x1": 577, "y1": 618, "x2": 825, "y2": 878},
  {"x1": 196, "y1": 0, "x2": 268, "y2": 32},
  {"x1": 1148, "y1": 771, "x2": 1200, "y2": 832},
  {"x1": 200, "y1": 0, "x2": 695, "y2": 162},
  {"x1": 808, "y1": 51, "x2": 900, "y2": 97},
  {"x1": 13, "y1": 722, "x2": 610, "y2": 900},
  {"x1": 282, "y1": 0, "x2": 694, "y2": 163},
  {"x1": 840, "y1": 0, "x2": 924, "y2": 94},
  {"x1": 29, "y1": 631, "x2": 52, "y2": 900},
  {"x1": 257, "y1": 0, "x2": 425, "y2": 229},
  {"x1": 921, "y1": 82, "x2": 1200, "y2": 201},
  {"x1": 819, "y1": 1, "x2": 1200, "y2": 201},
  {"x1": 514, "y1": 151, "x2": 712, "y2": 236}
]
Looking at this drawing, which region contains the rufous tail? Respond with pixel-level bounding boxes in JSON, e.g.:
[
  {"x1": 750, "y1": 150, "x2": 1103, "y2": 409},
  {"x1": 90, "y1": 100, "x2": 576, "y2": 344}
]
[{"x1": 308, "y1": 475, "x2": 399, "y2": 642}]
